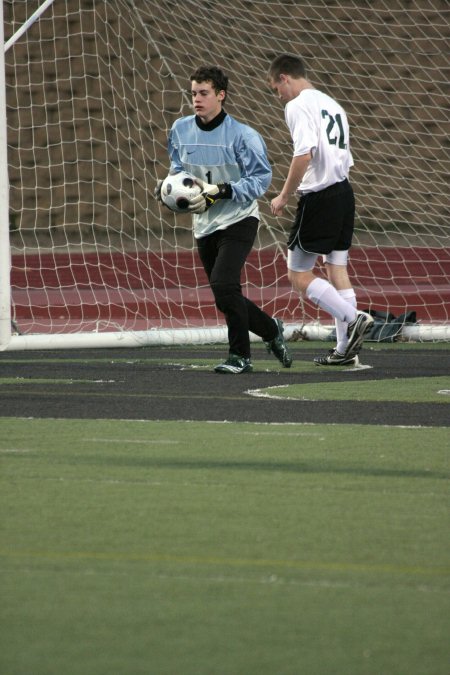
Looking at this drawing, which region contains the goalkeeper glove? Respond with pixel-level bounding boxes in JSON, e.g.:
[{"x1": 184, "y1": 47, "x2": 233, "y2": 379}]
[
  {"x1": 154, "y1": 179, "x2": 163, "y2": 202},
  {"x1": 197, "y1": 180, "x2": 233, "y2": 211},
  {"x1": 186, "y1": 192, "x2": 209, "y2": 214}
]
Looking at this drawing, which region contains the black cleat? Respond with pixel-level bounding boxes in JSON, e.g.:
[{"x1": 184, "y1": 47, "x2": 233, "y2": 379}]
[
  {"x1": 345, "y1": 311, "x2": 374, "y2": 358},
  {"x1": 264, "y1": 319, "x2": 293, "y2": 368},
  {"x1": 214, "y1": 354, "x2": 253, "y2": 374},
  {"x1": 314, "y1": 348, "x2": 359, "y2": 366}
]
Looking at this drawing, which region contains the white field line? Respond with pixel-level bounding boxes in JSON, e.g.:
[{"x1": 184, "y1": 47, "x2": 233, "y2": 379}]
[
  {"x1": 0, "y1": 448, "x2": 34, "y2": 453},
  {"x1": 246, "y1": 384, "x2": 308, "y2": 401},
  {"x1": 7, "y1": 565, "x2": 446, "y2": 593},
  {"x1": 80, "y1": 432, "x2": 328, "y2": 444},
  {"x1": 82, "y1": 437, "x2": 180, "y2": 444},
  {"x1": 238, "y1": 430, "x2": 325, "y2": 438}
]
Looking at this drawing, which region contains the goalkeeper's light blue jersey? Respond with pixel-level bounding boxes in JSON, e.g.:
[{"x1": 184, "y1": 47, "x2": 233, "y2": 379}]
[{"x1": 168, "y1": 112, "x2": 272, "y2": 238}]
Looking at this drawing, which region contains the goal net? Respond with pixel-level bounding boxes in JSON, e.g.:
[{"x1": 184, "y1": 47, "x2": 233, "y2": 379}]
[{"x1": 2, "y1": 0, "x2": 449, "y2": 350}]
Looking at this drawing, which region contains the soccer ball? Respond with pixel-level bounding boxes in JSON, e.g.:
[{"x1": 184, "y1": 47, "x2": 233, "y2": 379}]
[{"x1": 160, "y1": 171, "x2": 202, "y2": 213}]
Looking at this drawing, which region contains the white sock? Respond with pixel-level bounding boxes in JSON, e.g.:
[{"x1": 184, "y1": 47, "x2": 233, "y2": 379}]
[
  {"x1": 335, "y1": 288, "x2": 357, "y2": 353},
  {"x1": 306, "y1": 278, "x2": 357, "y2": 323}
]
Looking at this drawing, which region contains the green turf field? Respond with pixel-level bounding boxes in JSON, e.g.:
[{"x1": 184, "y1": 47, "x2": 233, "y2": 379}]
[
  {"x1": 249, "y1": 376, "x2": 450, "y2": 403},
  {"x1": 1, "y1": 416, "x2": 449, "y2": 675}
]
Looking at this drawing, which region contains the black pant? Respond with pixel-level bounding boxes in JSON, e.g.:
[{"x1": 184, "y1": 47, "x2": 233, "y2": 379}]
[{"x1": 196, "y1": 217, "x2": 277, "y2": 359}]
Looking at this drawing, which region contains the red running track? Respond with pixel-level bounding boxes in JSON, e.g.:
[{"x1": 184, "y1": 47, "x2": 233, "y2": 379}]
[{"x1": 10, "y1": 247, "x2": 450, "y2": 332}]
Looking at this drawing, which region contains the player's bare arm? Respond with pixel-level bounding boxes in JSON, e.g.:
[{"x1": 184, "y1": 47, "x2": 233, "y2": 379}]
[{"x1": 271, "y1": 152, "x2": 311, "y2": 215}]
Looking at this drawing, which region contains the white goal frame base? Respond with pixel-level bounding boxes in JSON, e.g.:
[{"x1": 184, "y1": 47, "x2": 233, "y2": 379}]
[{"x1": 3, "y1": 322, "x2": 449, "y2": 352}]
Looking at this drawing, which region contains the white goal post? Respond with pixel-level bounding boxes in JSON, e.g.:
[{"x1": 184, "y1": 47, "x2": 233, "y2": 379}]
[{"x1": 1, "y1": 0, "x2": 449, "y2": 351}]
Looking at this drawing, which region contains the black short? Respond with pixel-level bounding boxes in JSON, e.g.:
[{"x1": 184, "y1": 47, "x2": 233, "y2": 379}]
[{"x1": 287, "y1": 179, "x2": 355, "y2": 255}]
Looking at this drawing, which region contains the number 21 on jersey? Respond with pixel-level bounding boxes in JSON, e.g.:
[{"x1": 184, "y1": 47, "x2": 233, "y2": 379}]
[{"x1": 322, "y1": 110, "x2": 348, "y2": 149}]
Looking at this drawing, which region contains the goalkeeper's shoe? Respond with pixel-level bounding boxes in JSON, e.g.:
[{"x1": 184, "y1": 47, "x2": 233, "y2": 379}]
[
  {"x1": 314, "y1": 348, "x2": 359, "y2": 366},
  {"x1": 214, "y1": 354, "x2": 253, "y2": 374},
  {"x1": 344, "y1": 311, "x2": 374, "y2": 358},
  {"x1": 264, "y1": 319, "x2": 293, "y2": 368}
]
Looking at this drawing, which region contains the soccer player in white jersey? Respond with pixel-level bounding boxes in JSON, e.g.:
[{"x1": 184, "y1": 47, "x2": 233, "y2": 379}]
[
  {"x1": 268, "y1": 54, "x2": 373, "y2": 365},
  {"x1": 157, "y1": 65, "x2": 292, "y2": 374}
]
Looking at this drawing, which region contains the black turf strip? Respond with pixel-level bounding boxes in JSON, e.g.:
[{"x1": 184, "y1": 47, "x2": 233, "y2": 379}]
[{"x1": 0, "y1": 347, "x2": 448, "y2": 427}]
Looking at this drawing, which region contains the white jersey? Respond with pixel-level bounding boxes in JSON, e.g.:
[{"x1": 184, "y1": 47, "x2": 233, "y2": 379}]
[{"x1": 285, "y1": 88, "x2": 354, "y2": 193}]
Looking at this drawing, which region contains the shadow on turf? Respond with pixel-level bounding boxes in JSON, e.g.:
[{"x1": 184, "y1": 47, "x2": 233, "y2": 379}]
[{"x1": 76, "y1": 455, "x2": 449, "y2": 481}]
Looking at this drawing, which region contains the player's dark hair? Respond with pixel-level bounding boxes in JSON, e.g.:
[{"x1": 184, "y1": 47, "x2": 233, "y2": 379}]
[
  {"x1": 190, "y1": 65, "x2": 229, "y2": 100},
  {"x1": 268, "y1": 54, "x2": 307, "y2": 81}
]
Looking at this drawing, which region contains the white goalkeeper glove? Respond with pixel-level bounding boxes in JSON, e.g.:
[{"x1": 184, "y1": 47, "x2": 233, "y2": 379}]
[
  {"x1": 190, "y1": 180, "x2": 232, "y2": 213},
  {"x1": 154, "y1": 179, "x2": 163, "y2": 202},
  {"x1": 186, "y1": 192, "x2": 208, "y2": 213}
]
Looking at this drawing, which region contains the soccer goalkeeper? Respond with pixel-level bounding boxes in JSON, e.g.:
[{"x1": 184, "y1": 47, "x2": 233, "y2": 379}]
[{"x1": 156, "y1": 64, "x2": 292, "y2": 374}]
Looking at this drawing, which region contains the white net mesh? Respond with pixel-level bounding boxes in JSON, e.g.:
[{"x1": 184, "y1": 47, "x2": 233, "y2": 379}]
[{"x1": 5, "y1": 0, "x2": 450, "y2": 340}]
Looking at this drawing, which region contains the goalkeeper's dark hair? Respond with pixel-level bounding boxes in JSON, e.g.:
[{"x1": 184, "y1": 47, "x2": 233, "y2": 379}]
[
  {"x1": 268, "y1": 54, "x2": 307, "y2": 81},
  {"x1": 190, "y1": 65, "x2": 229, "y2": 101}
]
